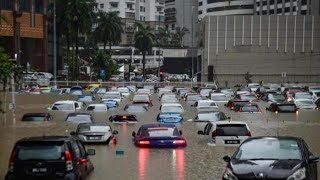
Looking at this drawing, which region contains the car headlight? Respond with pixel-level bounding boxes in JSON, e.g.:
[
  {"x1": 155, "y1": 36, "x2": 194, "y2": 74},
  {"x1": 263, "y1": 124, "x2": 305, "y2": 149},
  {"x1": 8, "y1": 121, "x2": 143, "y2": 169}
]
[
  {"x1": 287, "y1": 168, "x2": 306, "y2": 180},
  {"x1": 223, "y1": 168, "x2": 238, "y2": 180}
]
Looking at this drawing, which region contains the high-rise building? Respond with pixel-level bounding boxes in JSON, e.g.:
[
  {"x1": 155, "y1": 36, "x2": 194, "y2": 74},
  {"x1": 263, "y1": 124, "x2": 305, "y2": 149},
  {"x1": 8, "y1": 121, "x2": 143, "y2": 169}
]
[
  {"x1": 255, "y1": 0, "x2": 320, "y2": 15},
  {"x1": 164, "y1": 0, "x2": 198, "y2": 47},
  {"x1": 198, "y1": 0, "x2": 254, "y2": 19}
]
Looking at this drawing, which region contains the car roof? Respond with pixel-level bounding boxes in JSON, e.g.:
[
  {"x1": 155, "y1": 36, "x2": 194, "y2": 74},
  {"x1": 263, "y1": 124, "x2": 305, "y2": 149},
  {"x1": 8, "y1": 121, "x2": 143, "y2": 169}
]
[
  {"x1": 67, "y1": 113, "x2": 92, "y2": 116},
  {"x1": 87, "y1": 104, "x2": 106, "y2": 107},
  {"x1": 243, "y1": 136, "x2": 303, "y2": 142},
  {"x1": 161, "y1": 103, "x2": 182, "y2": 106},
  {"x1": 212, "y1": 121, "x2": 248, "y2": 125},
  {"x1": 17, "y1": 136, "x2": 75, "y2": 143},
  {"x1": 23, "y1": 113, "x2": 49, "y2": 116},
  {"x1": 77, "y1": 122, "x2": 110, "y2": 127},
  {"x1": 54, "y1": 100, "x2": 77, "y2": 104},
  {"x1": 210, "y1": 93, "x2": 226, "y2": 95},
  {"x1": 140, "y1": 123, "x2": 177, "y2": 129},
  {"x1": 198, "y1": 100, "x2": 215, "y2": 102}
]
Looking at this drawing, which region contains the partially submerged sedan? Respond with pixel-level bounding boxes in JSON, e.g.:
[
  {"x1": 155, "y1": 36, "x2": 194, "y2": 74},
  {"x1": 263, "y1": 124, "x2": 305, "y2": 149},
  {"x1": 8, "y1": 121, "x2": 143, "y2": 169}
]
[
  {"x1": 156, "y1": 112, "x2": 183, "y2": 123},
  {"x1": 21, "y1": 113, "x2": 51, "y2": 122},
  {"x1": 109, "y1": 114, "x2": 138, "y2": 124},
  {"x1": 132, "y1": 124, "x2": 187, "y2": 148},
  {"x1": 65, "y1": 113, "x2": 93, "y2": 124},
  {"x1": 71, "y1": 122, "x2": 118, "y2": 144}
]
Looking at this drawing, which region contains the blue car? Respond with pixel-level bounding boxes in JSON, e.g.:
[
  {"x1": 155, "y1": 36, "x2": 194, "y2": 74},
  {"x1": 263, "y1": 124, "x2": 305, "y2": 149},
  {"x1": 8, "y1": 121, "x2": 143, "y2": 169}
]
[
  {"x1": 156, "y1": 112, "x2": 183, "y2": 123},
  {"x1": 132, "y1": 124, "x2": 187, "y2": 148},
  {"x1": 100, "y1": 99, "x2": 119, "y2": 109}
]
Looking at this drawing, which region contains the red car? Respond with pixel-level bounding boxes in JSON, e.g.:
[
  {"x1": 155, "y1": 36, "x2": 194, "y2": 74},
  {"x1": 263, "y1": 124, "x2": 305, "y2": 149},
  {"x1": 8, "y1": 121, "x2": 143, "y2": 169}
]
[
  {"x1": 236, "y1": 103, "x2": 262, "y2": 113},
  {"x1": 225, "y1": 100, "x2": 250, "y2": 110}
]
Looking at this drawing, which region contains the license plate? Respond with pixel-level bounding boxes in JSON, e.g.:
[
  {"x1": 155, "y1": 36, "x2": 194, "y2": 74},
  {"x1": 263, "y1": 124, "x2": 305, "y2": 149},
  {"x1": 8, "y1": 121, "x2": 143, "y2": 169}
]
[
  {"x1": 88, "y1": 136, "x2": 100, "y2": 140},
  {"x1": 32, "y1": 168, "x2": 47, "y2": 173},
  {"x1": 225, "y1": 140, "x2": 240, "y2": 144}
]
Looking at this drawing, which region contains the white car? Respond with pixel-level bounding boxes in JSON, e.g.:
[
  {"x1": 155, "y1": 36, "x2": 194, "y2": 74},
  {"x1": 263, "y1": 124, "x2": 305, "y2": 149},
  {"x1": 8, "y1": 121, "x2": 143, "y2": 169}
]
[
  {"x1": 158, "y1": 88, "x2": 172, "y2": 98},
  {"x1": 199, "y1": 88, "x2": 213, "y2": 98},
  {"x1": 160, "y1": 103, "x2": 185, "y2": 113},
  {"x1": 293, "y1": 92, "x2": 313, "y2": 101},
  {"x1": 196, "y1": 100, "x2": 218, "y2": 111},
  {"x1": 48, "y1": 100, "x2": 82, "y2": 112},
  {"x1": 86, "y1": 104, "x2": 108, "y2": 112},
  {"x1": 247, "y1": 83, "x2": 260, "y2": 92},
  {"x1": 136, "y1": 89, "x2": 151, "y2": 95},
  {"x1": 160, "y1": 94, "x2": 179, "y2": 103},
  {"x1": 294, "y1": 99, "x2": 317, "y2": 109},
  {"x1": 197, "y1": 121, "x2": 252, "y2": 147},
  {"x1": 117, "y1": 87, "x2": 130, "y2": 97},
  {"x1": 210, "y1": 93, "x2": 229, "y2": 103},
  {"x1": 310, "y1": 90, "x2": 320, "y2": 102},
  {"x1": 102, "y1": 92, "x2": 122, "y2": 102}
]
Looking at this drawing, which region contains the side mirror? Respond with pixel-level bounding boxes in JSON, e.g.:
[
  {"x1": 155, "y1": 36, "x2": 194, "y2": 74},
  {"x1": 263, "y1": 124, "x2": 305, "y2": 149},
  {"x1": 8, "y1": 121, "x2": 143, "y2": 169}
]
[
  {"x1": 87, "y1": 149, "x2": 96, "y2": 156},
  {"x1": 197, "y1": 131, "x2": 204, "y2": 135},
  {"x1": 223, "y1": 155, "x2": 231, "y2": 162},
  {"x1": 132, "y1": 131, "x2": 136, "y2": 137},
  {"x1": 113, "y1": 130, "x2": 119, "y2": 135},
  {"x1": 179, "y1": 130, "x2": 182, "y2": 135},
  {"x1": 309, "y1": 155, "x2": 320, "y2": 164},
  {"x1": 70, "y1": 131, "x2": 77, "y2": 136}
]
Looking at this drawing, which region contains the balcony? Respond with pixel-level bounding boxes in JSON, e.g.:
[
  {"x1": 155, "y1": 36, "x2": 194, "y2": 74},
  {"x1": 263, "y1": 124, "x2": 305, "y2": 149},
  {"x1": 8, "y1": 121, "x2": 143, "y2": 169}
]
[{"x1": 126, "y1": 0, "x2": 135, "y2": 4}]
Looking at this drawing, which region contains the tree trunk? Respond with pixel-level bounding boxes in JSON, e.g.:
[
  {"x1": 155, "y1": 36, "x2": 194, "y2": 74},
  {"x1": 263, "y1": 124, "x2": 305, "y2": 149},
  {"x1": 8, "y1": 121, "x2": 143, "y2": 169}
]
[
  {"x1": 142, "y1": 52, "x2": 146, "y2": 82},
  {"x1": 75, "y1": 28, "x2": 79, "y2": 80},
  {"x1": 103, "y1": 42, "x2": 106, "y2": 51},
  {"x1": 109, "y1": 42, "x2": 112, "y2": 55}
]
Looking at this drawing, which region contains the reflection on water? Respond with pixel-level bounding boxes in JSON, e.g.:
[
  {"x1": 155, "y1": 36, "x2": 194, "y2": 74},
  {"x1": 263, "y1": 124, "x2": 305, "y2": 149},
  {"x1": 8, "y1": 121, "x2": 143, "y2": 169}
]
[
  {"x1": 138, "y1": 148, "x2": 149, "y2": 180},
  {"x1": 174, "y1": 149, "x2": 185, "y2": 180}
]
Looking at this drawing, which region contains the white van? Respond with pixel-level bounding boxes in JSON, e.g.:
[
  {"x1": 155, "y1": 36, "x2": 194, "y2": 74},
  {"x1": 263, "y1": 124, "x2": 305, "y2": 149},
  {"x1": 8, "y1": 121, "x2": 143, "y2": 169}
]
[{"x1": 197, "y1": 121, "x2": 251, "y2": 147}]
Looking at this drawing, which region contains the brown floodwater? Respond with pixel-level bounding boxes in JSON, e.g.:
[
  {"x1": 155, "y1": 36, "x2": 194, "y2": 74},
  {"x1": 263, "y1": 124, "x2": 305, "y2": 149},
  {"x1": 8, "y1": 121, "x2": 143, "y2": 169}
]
[{"x1": 0, "y1": 93, "x2": 320, "y2": 180}]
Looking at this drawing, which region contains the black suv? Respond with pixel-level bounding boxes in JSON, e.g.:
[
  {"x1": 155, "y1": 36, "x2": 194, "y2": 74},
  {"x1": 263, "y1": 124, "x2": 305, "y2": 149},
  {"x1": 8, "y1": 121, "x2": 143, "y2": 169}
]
[{"x1": 5, "y1": 136, "x2": 95, "y2": 180}]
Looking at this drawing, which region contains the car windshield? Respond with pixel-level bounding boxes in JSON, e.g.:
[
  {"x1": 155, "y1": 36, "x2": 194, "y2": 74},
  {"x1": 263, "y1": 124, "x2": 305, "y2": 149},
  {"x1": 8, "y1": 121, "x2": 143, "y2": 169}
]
[
  {"x1": 234, "y1": 138, "x2": 302, "y2": 160},
  {"x1": 66, "y1": 114, "x2": 92, "y2": 122},
  {"x1": 197, "y1": 112, "x2": 221, "y2": 121},
  {"x1": 187, "y1": 95, "x2": 202, "y2": 101},
  {"x1": 118, "y1": 88, "x2": 129, "y2": 93},
  {"x1": 216, "y1": 124, "x2": 248, "y2": 136},
  {"x1": 133, "y1": 95, "x2": 149, "y2": 101},
  {"x1": 161, "y1": 106, "x2": 183, "y2": 113},
  {"x1": 50, "y1": 89, "x2": 61, "y2": 94},
  {"x1": 296, "y1": 100, "x2": 314, "y2": 105},
  {"x1": 161, "y1": 95, "x2": 178, "y2": 102},
  {"x1": 295, "y1": 93, "x2": 312, "y2": 99},
  {"x1": 242, "y1": 105, "x2": 259, "y2": 112},
  {"x1": 103, "y1": 94, "x2": 120, "y2": 99},
  {"x1": 78, "y1": 125, "x2": 110, "y2": 133},
  {"x1": 198, "y1": 101, "x2": 217, "y2": 107},
  {"x1": 278, "y1": 105, "x2": 296, "y2": 111},
  {"x1": 17, "y1": 142, "x2": 64, "y2": 160},
  {"x1": 142, "y1": 127, "x2": 180, "y2": 137},
  {"x1": 125, "y1": 105, "x2": 147, "y2": 112},
  {"x1": 52, "y1": 103, "x2": 74, "y2": 111},
  {"x1": 211, "y1": 95, "x2": 228, "y2": 101},
  {"x1": 78, "y1": 95, "x2": 93, "y2": 101},
  {"x1": 240, "y1": 95, "x2": 257, "y2": 101},
  {"x1": 22, "y1": 115, "x2": 46, "y2": 121},
  {"x1": 269, "y1": 94, "x2": 286, "y2": 101}
]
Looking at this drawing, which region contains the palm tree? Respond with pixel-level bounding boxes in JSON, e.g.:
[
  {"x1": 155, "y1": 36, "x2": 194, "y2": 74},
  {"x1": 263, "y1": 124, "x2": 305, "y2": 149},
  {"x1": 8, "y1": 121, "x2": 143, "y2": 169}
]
[
  {"x1": 173, "y1": 27, "x2": 189, "y2": 47},
  {"x1": 93, "y1": 11, "x2": 123, "y2": 52},
  {"x1": 157, "y1": 27, "x2": 171, "y2": 47},
  {"x1": 134, "y1": 22, "x2": 155, "y2": 81}
]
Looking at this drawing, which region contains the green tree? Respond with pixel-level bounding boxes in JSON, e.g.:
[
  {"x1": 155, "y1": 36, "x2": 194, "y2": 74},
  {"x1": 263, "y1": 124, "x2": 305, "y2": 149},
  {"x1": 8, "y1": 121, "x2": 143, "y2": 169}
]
[
  {"x1": 134, "y1": 22, "x2": 155, "y2": 80},
  {"x1": 93, "y1": 11, "x2": 123, "y2": 52},
  {"x1": 156, "y1": 27, "x2": 171, "y2": 47},
  {"x1": 0, "y1": 48, "x2": 15, "y2": 91},
  {"x1": 244, "y1": 72, "x2": 253, "y2": 84},
  {"x1": 91, "y1": 50, "x2": 118, "y2": 80},
  {"x1": 171, "y1": 27, "x2": 188, "y2": 47},
  {"x1": 56, "y1": 0, "x2": 94, "y2": 80}
]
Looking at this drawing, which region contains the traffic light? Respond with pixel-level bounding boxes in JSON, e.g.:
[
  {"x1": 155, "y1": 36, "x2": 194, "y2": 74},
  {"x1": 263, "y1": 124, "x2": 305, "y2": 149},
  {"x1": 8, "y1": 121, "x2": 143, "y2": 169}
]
[{"x1": 160, "y1": 69, "x2": 164, "y2": 82}]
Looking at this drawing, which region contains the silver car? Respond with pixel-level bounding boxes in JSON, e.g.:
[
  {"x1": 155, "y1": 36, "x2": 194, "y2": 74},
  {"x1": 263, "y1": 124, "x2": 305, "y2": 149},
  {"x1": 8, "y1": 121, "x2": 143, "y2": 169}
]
[{"x1": 71, "y1": 122, "x2": 118, "y2": 144}]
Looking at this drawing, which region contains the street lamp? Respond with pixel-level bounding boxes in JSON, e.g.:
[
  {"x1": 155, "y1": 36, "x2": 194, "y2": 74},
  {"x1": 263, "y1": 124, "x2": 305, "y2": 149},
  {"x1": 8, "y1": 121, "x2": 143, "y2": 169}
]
[
  {"x1": 53, "y1": 0, "x2": 57, "y2": 88},
  {"x1": 191, "y1": 6, "x2": 195, "y2": 87}
]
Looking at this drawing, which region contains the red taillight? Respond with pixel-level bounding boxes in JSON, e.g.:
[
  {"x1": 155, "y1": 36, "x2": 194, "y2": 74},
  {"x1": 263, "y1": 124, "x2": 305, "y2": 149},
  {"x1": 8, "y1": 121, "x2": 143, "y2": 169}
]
[
  {"x1": 80, "y1": 158, "x2": 87, "y2": 164},
  {"x1": 173, "y1": 140, "x2": 186, "y2": 144},
  {"x1": 9, "y1": 150, "x2": 16, "y2": 172},
  {"x1": 138, "y1": 140, "x2": 150, "y2": 145},
  {"x1": 211, "y1": 130, "x2": 217, "y2": 138},
  {"x1": 247, "y1": 130, "x2": 252, "y2": 137},
  {"x1": 65, "y1": 150, "x2": 73, "y2": 171}
]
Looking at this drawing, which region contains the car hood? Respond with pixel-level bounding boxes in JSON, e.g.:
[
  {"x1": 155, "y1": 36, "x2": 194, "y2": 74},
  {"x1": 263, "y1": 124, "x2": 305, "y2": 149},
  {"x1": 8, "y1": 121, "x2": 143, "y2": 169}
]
[
  {"x1": 230, "y1": 159, "x2": 302, "y2": 179},
  {"x1": 159, "y1": 112, "x2": 182, "y2": 118}
]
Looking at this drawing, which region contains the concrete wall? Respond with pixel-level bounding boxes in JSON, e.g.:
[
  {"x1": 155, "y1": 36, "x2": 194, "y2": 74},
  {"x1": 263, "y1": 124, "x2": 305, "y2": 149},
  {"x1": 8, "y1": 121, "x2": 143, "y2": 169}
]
[{"x1": 199, "y1": 15, "x2": 320, "y2": 86}]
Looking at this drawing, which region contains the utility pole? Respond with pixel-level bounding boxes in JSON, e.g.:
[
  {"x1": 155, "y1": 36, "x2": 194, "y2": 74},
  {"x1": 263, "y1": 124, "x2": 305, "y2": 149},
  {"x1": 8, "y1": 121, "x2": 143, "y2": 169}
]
[
  {"x1": 53, "y1": 0, "x2": 57, "y2": 88},
  {"x1": 191, "y1": 6, "x2": 194, "y2": 87},
  {"x1": 158, "y1": 15, "x2": 161, "y2": 79}
]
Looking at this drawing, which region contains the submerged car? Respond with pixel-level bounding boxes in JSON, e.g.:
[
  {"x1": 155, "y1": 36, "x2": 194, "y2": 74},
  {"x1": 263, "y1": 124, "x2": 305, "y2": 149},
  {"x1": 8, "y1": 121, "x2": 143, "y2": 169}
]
[
  {"x1": 5, "y1": 136, "x2": 95, "y2": 180},
  {"x1": 66, "y1": 113, "x2": 93, "y2": 124},
  {"x1": 294, "y1": 99, "x2": 317, "y2": 110},
  {"x1": 156, "y1": 112, "x2": 183, "y2": 123},
  {"x1": 109, "y1": 114, "x2": 138, "y2": 123},
  {"x1": 266, "y1": 103, "x2": 298, "y2": 113},
  {"x1": 71, "y1": 122, "x2": 118, "y2": 144},
  {"x1": 132, "y1": 124, "x2": 187, "y2": 148},
  {"x1": 21, "y1": 113, "x2": 51, "y2": 122},
  {"x1": 100, "y1": 99, "x2": 118, "y2": 109},
  {"x1": 222, "y1": 136, "x2": 319, "y2": 180},
  {"x1": 124, "y1": 104, "x2": 148, "y2": 113}
]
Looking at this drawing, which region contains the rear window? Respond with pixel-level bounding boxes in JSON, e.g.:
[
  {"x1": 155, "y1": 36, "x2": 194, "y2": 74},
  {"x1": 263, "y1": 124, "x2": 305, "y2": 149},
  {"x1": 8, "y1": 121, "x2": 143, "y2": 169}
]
[
  {"x1": 16, "y1": 142, "x2": 64, "y2": 160},
  {"x1": 241, "y1": 105, "x2": 259, "y2": 112},
  {"x1": 142, "y1": 127, "x2": 180, "y2": 137},
  {"x1": 278, "y1": 105, "x2": 296, "y2": 111},
  {"x1": 22, "y1": 115, "x2": 47, "y2": 121},
  {"x1": 216, "y1": 124, "x2": 248, "y2": 136}
]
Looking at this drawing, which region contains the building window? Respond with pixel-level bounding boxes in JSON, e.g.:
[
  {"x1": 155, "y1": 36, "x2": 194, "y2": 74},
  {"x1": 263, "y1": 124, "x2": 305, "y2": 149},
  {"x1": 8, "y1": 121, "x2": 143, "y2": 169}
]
[
  {"x1": 35, "y1": 0, "x2": 43, "y2": 13},
  {"x1": 277, "y1": 8, "x2": 282, "y2": 14},
  {"x1": 199, "y1": 1, "x2": 203, "y2": 6},
  {"x1": 1, "y1": 0, "x2": 13, "y2": 10},
  {"x1": 165, "y1": 25, "x2": 169, "y2": 29},
  {"x1": 301, "y1": 10, "x2": 307, "y2": 15},
  {"x1": 157, "y1": 7, "x2": 162, "y2": 12},
  {"x1": 256, "y1": 2, "x2": 260, "y2": 6},
  {"x1": 110, "y1": 2, "x2": 118, "y2": 8},
  {"x1": 277, "y1": 0, "x2": 282, "y2": 3},
  {"x1": 270, "y1": 0, "x2": 275, "y2": 5},
  {"x1": 100, "y1": 4, "x2": 104, "y2": 9},
  {"x1": 127, "y1": 3, "x2": 133, "y2": 9},
  {"x1": 20, "y1": 0, "x2": 31, "y2": 12},
  {"x1": 301, "y1": 0, "x2": 307, "y2": 5},
  {"x1": 171, "y1": 24, "x2": 175, "y2": 30},
  {"x1": 198, "y1": 10, "x2": 202, "y2": 14},
  {"x1": 270, "y1": 9, "x2": 274, "y2": 14}
]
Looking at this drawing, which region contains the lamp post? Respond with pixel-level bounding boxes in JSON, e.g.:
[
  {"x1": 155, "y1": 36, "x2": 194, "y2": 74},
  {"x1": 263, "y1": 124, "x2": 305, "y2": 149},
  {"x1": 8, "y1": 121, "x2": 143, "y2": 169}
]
[
  {"x1": 53, "y1": 0, "x2": 57, "y2": 88},
  {"x1": 191, "y1": 6, "x2": 194, "y2": 87}
]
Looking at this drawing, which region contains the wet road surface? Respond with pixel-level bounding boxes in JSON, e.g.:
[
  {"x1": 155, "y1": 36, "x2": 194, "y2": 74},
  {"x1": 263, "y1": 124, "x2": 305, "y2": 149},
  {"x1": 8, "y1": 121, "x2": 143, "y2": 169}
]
[{"x1": 0, "y1": 94, "x2": 320, "y2": 180}]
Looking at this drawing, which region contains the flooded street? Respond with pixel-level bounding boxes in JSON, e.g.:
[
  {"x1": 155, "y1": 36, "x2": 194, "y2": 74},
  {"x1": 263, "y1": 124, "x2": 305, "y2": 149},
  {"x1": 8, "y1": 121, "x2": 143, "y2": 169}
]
[{"x1": 1, "y1": 93, "x2": 320, "y2": 180}]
